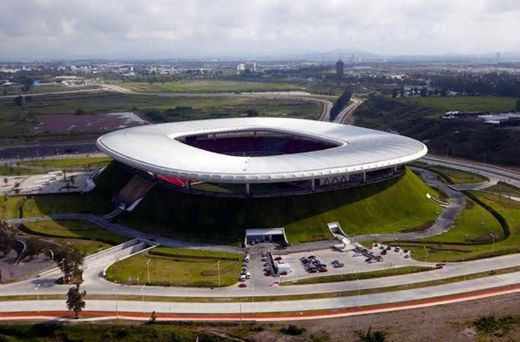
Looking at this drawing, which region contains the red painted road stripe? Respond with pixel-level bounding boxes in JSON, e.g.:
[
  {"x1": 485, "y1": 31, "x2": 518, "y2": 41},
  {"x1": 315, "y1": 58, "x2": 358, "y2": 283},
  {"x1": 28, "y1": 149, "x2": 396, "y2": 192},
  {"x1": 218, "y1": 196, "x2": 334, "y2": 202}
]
[{"x1": 1, "y1": 283, "x2": 519, "y2": 322}]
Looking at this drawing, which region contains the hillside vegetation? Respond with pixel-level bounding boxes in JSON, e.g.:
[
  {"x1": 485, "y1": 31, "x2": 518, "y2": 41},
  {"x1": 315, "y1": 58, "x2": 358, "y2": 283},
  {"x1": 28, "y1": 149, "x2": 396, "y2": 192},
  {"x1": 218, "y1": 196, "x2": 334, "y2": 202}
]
[
  {"x1": 94, "y1": 163, "x2": 442, "y2": 244},
  {"x1": 354, "y1": 96, "x2": 520, "y2": 166}
]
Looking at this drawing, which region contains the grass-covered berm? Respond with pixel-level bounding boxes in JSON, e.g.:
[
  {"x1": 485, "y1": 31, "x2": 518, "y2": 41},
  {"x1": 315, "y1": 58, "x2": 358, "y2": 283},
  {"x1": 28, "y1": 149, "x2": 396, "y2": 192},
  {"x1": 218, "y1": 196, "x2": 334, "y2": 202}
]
[{"x1": 91, "y1": 162, "x2": 441, "y2": 244}]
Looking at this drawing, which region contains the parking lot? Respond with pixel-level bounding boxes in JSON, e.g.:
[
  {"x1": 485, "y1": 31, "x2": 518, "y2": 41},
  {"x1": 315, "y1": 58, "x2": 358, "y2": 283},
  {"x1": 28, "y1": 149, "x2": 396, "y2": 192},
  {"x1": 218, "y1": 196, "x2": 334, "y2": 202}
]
[
  {"x1": 272, "y1": 243, "x2": 428, "y2": 283},
  {"x1": 236, "y1": 241, "x2": 431, "y2": 288}
]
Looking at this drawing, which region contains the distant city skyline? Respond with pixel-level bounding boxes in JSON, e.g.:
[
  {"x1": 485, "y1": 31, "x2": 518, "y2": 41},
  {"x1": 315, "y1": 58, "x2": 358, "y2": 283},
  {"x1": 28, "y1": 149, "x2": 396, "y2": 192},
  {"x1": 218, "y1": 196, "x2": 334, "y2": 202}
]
[{"x1": 1, "y1": 0, "x2": 520, "y2": 61}]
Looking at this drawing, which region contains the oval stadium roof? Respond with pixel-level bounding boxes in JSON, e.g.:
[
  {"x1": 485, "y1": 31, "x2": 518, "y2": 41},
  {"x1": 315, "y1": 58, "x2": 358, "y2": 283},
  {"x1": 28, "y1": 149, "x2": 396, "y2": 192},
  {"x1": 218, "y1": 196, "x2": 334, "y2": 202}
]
[{"x1": 96, "y1": 117, "x2": 427, "y2": 183}]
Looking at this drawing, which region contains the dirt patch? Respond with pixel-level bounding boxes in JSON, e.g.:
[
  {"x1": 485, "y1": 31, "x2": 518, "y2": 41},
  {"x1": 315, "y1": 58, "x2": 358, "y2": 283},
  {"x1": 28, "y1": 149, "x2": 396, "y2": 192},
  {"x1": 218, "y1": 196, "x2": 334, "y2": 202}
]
[{"x1": 33, "y1": 112, "x2": 147, "y2": 134}]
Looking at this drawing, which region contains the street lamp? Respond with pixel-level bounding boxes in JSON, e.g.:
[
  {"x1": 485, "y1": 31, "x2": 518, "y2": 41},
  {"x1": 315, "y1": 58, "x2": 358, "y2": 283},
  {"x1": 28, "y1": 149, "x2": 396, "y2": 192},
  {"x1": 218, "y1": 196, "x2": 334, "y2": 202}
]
[
  {"x1": 140, "y1": 284, "x2": 146, "y2": 316},
  {"x1": 250, "y1": 283, "x2": 254, "y2": 316},
  {"x1": 35, "y1": 283, "x2": 40, "y2": 313},
  {"x1": 146, "y1": 258, "x2": 151, "y2": 285},
  {"x1": 114, "y1": 280, "x2": 119, "y2": 317},
  {"x1": 217, "y1": 260, "x2": 221, "y2": 287}
]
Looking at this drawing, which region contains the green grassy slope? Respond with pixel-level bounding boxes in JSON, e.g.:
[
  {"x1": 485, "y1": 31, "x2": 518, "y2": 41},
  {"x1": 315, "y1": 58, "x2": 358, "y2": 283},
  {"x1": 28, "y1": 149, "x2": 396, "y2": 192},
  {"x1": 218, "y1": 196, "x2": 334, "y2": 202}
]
[
  {"x1": 120, "y1": 80, "x2": 302, "y2": 93},
  {"x1": 399, "y1": 96, "x2": 517, "y2": 117},
  {"x1": 122, "y1": 167, "x2": 440, "y2": 244}
]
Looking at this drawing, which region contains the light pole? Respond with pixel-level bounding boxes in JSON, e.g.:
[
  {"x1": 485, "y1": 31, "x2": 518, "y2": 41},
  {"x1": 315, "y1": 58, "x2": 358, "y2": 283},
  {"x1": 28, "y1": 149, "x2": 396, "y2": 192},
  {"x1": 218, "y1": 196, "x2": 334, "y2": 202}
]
[
  {"x1": 217, "y1": 260, "x2": 221, "y2": 287},
  {"x1": 36, "y1": 283, "x2": 40, "y2": 313},
  {"x1": 250, "y1": 283, "x2": 254, "y2": 316},
  {"x1": 146, "y1": 258, "x2": 151, "y2": 285},
  {"x1": 141, "y1": 285, "x2": 146, "y2": 316},
  {"x1": 114, "y1": 280, "x2": 119, "y2": 317},
  {"x1": 357, "y1": 278, "x2": 361, "y2": 308}
]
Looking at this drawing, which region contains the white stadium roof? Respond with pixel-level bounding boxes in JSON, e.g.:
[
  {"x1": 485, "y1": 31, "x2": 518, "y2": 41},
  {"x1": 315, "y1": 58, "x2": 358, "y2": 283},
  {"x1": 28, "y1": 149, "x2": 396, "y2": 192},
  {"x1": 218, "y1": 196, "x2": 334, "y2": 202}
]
[{"x1": 96, "y1": 117, "x2": 427, "y2": 184}]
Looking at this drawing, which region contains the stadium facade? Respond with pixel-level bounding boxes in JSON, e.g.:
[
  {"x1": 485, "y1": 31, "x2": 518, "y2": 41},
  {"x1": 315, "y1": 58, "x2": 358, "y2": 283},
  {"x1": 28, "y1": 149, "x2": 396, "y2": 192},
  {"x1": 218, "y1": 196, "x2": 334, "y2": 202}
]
[{"x1": 96, "y1": 117, "x2": 427, "y2": 197}]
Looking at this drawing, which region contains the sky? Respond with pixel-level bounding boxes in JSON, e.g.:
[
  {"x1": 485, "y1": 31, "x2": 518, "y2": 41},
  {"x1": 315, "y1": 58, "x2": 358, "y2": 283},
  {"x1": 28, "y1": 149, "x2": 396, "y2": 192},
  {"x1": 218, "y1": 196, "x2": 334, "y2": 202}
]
[{"x1": 0, "y1": 0, "x2": 519, "y2": 60}]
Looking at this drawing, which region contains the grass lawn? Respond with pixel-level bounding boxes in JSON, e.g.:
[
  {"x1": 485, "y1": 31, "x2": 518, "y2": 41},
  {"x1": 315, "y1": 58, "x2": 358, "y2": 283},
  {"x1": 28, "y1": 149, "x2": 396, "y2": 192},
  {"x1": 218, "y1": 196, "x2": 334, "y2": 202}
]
[
  {"x1": 0, "y1": 165, "x2": 46, "y2": 176},
  {"x1": 0, "y1": 93, "x2": 322, "y2": 140},
  {"x1": 428, "y1": 165, "x2": 488, "y2": 184},
  {"x1": 105, "y1": 247, "x2": 242, "y2": 287},
  {"x1": 0, "y1": 196, "x2": 26, "y2": 219},
  {"x1": 398, "y1": 191, "x2": 520, "y2": 262},
  {"x1": 283, "y1": 266, "x2": 435, "y2": 285},
  {"x1": 399, "y1": 96, "x2": 517, "y2": 117},
  {"x1": 21, "y1": 220, "x2": 127, "y2": 244},
  {"x1": 421, "y1": 199, "x2": 503, "y2": 244},
  {"x1": 120, "y1": 80, "x2": 303, "y2": 93},
  {"x1": 1, "y1": 84, "x2": 97, "y2": 96},
  {"x1": 0, "y1": 322, "x2": 217, "y2": 341},
  {"x1": 0, "y1": 157, "x2": 112, "y2": 176},
  {"x1": 126, "y1": 167, "x2": 441, "y2": 244},
  {"x1": 21, "y1": 193, "x2": 112, "y2": 218},
  {"x1": 20, "y1": 156, "x2": 111, "y2": 169},
  {"x1": 13, "y1": 220, "x2": 126, "y2": 255},
  {"x1": 487, "y1": 182, "x2": 520, "y2": 197}
]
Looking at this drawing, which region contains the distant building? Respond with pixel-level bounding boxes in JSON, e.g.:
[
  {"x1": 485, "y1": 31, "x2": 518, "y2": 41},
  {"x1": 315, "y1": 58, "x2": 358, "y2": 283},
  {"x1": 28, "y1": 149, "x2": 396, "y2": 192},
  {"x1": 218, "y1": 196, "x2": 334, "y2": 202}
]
[
  {"x1": 237, "y1": 61, "x2": 257, "y2": 75},
  {"x1": 335, "y1": 59, "x2": 344, "y2": 77}
]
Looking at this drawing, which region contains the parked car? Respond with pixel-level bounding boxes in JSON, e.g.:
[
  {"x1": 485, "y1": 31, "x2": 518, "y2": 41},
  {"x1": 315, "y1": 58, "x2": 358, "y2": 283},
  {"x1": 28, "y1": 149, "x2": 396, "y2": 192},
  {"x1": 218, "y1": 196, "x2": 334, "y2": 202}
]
[
  {"x1": 274, "y1": 256, "x2": 282, "y2": 261},
  {"x1": 279, "y1": 271, "x2": 288, "y2": 276},
  {"x1": 318, "y1": 267, "x2": 328, "y2": 273},
  {"x1": 264, "y1": 270, "x2": 272, "y2": 276},
  {"x1": 332, "y1": 260, "x2": 344, "y2": 268},
  {"x1": 238, "y1": 283, "x2": 247, "y2": 288}
]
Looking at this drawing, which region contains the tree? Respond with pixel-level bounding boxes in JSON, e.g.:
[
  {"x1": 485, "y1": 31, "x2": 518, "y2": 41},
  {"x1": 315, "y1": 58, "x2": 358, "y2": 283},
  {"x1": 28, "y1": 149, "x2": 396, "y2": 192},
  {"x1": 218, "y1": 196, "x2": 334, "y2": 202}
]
[
  {"x1": 420, "y1": 87, "x2": 427, "y2": 97},
  {"x1": 357, "y1": 327, "x2": 386, "y2": 342},
  {"x1": 149, "y1": 310, "x2": 157, "y2": 323},
  {"x1": 329, "y1": 89, "x2": 352, "y2": 121},
  {"x1": 25, "y1": 236, "x2": 45, "y2": 257},
  {"x1": 66, "y1": 284, "x2": 86, "y2": 319},
  {"x1": 516, "y1": 99, "x2": 520, "y2": 112},
  {"x1": 391, "y1": 88, "x2": 399, "y2": 98},
  {"x1": 246, "y1": 109, "x2": 259, "y2": 117},
  {"x1": 75, "y1": 108, "x2": 85, "y2": 115},
  {"x1": 0, "y1": 223, "x2": 14, "y2": 257},
  {"x1": 13, "y1": 96, "x2": 24, "y2": 107},
  {"x1": 55, "y1": 244, "x2": 85, "y2": 284},
  {"x1": 3, "y1": 177, "x2": 8, "y2": 186}
]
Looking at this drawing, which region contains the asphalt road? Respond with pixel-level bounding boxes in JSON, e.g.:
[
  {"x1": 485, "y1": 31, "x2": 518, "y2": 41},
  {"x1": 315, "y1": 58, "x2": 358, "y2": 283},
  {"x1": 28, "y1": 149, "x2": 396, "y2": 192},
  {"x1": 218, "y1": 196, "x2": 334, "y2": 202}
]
[{"x1": 0, "y1": 272, "x2": 519, "y2": 316}]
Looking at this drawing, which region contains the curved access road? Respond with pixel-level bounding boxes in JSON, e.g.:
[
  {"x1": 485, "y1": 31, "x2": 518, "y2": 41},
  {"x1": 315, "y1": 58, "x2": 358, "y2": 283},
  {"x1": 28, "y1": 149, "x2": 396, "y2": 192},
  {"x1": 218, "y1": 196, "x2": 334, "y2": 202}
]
[{"x1": 421, "y1": 155, "x2": 520, "y2": 188}]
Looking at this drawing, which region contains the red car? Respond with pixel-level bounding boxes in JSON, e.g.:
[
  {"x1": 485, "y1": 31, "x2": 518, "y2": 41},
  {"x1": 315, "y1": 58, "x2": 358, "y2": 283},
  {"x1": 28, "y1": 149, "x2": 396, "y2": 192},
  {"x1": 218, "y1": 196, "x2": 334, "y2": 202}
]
[
  {"x1": 318, "y1": 267, "x2": 328, "y2": 273},
  {"x1": 238, "y1": 283, "x2": 248, "y2": 288},
  {"x1": 274, "y1": 256, "x2": 282, "y2": 261}
]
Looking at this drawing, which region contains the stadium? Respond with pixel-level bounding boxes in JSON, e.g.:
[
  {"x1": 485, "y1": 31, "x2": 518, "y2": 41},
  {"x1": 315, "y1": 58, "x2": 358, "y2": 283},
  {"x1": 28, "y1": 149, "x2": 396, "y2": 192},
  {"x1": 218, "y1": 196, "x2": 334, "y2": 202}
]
[{"x1": 96, "y1": 117, "x2": 427, "y2": 198}]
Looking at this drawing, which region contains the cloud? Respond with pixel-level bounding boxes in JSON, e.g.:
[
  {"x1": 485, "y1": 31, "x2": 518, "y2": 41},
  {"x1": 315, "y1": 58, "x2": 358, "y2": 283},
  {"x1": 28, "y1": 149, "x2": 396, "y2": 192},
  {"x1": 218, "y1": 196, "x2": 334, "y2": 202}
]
[{"x1": 0, "y1": 0, "x2": 518, "y2": 60}]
